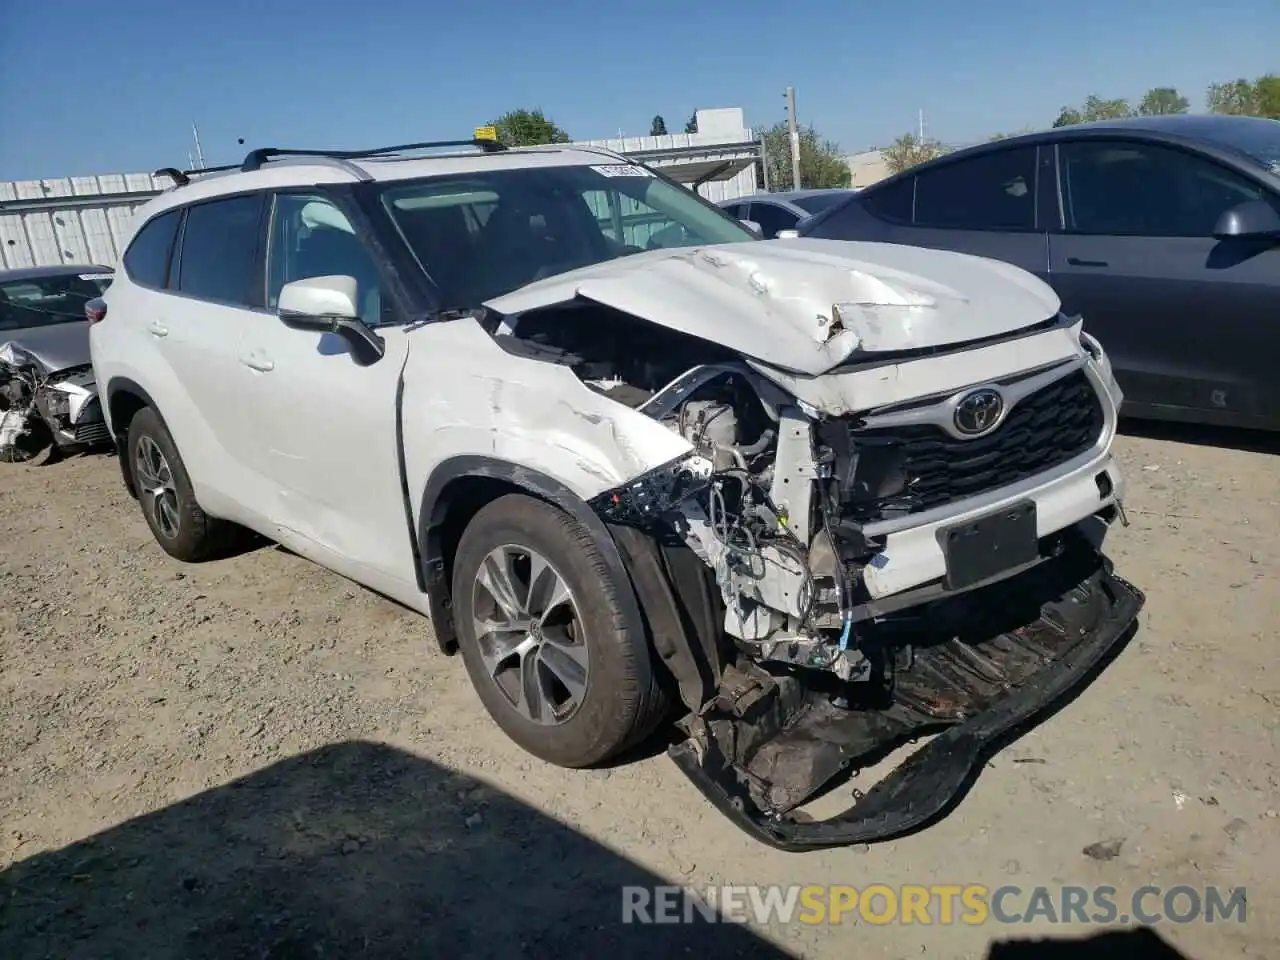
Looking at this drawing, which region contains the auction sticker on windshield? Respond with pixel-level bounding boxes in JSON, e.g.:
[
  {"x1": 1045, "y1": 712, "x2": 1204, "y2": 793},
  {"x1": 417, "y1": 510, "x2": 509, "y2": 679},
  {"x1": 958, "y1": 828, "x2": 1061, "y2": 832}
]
[{"x1": 590, "y1": 164, "x2": 653, "y2": 177}]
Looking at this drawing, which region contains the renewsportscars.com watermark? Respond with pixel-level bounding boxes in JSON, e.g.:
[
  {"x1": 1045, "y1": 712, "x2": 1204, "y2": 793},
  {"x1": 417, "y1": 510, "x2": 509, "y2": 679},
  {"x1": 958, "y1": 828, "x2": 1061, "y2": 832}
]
[{"x1": 622, "y1": 884, "x2": 1247, "y2": 926}]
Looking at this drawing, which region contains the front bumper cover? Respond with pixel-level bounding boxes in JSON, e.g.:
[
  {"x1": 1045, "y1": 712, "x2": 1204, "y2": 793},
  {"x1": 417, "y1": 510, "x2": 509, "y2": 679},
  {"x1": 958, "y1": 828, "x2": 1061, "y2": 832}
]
[{"x1": 668, "y1": 553, "x2": 1145, "y2": 851}]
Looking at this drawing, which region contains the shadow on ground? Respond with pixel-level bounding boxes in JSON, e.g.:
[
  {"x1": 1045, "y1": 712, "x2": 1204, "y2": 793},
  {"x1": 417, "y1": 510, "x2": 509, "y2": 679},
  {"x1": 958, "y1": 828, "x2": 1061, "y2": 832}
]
[
  {"x1": 0, "y1": 742, "x2": 792, "y2": 960},
  {"x1": 1120, "y1": 417, "x2": 1280, "y2": 456},
  {"x1": 986, "y1": 926, "x2": 1192, "y2": 958}
]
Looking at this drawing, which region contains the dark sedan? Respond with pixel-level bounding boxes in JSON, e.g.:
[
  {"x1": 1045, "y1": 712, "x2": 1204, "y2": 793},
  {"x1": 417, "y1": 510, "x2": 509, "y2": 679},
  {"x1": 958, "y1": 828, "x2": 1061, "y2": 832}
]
[{"x1": 799, "y1": 115, "x2": 1280, "y2": 431}]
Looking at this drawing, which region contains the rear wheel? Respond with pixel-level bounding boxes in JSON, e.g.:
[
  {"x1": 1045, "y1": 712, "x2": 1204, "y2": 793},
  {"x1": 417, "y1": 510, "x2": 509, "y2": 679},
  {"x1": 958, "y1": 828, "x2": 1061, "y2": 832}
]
[
  {"x1": 126, "y1": 407, "x2": 239, "y2": 561},
  {"x1": 451, "y1": 494, "x2": 667, "y2": 767}
]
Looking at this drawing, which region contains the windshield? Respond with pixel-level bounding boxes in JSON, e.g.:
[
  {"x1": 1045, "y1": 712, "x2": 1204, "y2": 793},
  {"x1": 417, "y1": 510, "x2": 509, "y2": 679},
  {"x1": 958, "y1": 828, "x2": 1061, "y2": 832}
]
[
  {"x1": 377, "y1": 163, "x2": 755, "y2": 308},
  {"x1": 0, "y1": 272, "x2": 110, "y2": 331},
  {"x1": 792, "y1": 192, "x2": 854, "y2": 214}
]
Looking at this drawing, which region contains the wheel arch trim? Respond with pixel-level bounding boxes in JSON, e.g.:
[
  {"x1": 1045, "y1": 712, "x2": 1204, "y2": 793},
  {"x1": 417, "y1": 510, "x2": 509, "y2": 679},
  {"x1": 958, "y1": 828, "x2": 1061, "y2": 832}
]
[{"x1": 416, "y1": 455, "x2": 648, "y2": 658}]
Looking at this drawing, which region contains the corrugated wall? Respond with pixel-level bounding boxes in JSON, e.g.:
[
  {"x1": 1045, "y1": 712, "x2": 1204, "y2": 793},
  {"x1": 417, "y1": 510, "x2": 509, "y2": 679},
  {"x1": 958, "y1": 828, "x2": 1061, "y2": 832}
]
[{"x1": 0, "y1": 173, "x2": 171, "y2": 270}]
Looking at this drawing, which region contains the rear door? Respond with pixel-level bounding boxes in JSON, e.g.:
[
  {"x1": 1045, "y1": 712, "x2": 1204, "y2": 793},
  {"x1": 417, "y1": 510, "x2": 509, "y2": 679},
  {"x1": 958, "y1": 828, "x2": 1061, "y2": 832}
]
[
  {"x1": 1047, "y1": 137, "x2": 1280, "y2": 426},
  {"x1": 147, "y1": 193, "x2": 271, "y2": 513}
]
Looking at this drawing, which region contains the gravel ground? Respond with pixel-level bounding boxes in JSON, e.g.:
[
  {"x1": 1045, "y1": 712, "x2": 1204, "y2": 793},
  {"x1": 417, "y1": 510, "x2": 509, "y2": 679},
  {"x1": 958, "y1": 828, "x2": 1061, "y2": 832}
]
[{"x1": 1, "y1": 424, "x2": 1276, "y2": 959}]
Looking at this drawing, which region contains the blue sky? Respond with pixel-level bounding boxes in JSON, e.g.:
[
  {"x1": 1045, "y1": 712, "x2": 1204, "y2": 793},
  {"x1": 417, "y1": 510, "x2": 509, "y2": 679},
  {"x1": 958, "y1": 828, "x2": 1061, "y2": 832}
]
[{"x1": 1, "y1": 0, "x2": 1276, "y2": 180}]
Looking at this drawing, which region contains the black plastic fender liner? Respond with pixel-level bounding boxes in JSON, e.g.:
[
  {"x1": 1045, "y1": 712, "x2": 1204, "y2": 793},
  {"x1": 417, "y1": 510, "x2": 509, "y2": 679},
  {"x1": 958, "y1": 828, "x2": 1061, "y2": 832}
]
[
  {"x1": 668, "y1": 565, "x2": 1145, "y2": 852},
  {"x1": 608, "y1": 523, "x2": 725, "y2": 713}
]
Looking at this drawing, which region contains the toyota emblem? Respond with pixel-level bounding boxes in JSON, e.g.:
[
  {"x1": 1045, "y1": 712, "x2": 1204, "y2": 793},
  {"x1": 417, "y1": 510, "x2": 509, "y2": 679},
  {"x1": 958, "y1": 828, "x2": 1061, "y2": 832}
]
[{"x1": 953, "y1": 388, "x2": 1005, "y2": 437}]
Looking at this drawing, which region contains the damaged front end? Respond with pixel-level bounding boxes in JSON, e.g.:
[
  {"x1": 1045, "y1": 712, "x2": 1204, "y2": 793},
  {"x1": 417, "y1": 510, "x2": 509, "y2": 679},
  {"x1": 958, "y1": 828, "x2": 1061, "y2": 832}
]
[
  {"x1": 483, "y1": 244, "x2": 1144, "y2": 849},
  {"x1": 0, "y1": 342, "x2": 110, "y2": 463}
]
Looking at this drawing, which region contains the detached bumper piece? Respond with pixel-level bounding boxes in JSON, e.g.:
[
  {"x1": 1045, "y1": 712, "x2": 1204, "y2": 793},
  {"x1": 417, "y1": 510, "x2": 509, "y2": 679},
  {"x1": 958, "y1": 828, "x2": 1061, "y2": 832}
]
[{"x1": 669, "y1": 551, "x2": 1145, "y2": 851}]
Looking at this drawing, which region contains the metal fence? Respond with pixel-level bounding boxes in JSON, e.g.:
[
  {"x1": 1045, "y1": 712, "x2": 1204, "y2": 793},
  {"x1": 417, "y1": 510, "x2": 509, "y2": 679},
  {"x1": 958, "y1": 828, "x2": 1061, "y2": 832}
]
[{"x1": 0, "y1": 174, "x2": 174, "y2": 270}]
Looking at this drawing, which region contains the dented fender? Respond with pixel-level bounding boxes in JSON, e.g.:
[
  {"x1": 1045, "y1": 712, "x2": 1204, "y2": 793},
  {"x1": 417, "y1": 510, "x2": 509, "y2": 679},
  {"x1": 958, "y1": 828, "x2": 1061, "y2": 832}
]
[
  {"x1": 401, "y1": 317, "x2": 709, "y2": 654},
  {"x1": 399, "y1": 318, "x2": 696, "y2": 516}
]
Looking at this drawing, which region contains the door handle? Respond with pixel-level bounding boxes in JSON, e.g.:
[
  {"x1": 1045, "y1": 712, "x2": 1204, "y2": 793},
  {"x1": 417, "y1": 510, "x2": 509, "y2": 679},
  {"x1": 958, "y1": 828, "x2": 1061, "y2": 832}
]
[
  {"x1": 1066, "y1": 257, "x2": 1109, "y2": 268},
  {"x1": 148, "y1": 321, "x2": 169, "y2": 338},
  {"x1": 240, "y1": 354, "x2": 275, "y2": 373}
]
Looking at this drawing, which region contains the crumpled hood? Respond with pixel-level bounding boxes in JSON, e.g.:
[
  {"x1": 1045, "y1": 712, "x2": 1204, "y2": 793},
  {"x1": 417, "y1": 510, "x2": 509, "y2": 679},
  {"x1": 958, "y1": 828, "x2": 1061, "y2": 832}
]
[
  {"x1": 485, "y1": 238, "x2": 1061, "y2": 376},
  {"x1": 0, "y1": 321, "x2": 91, "y2": 374}
]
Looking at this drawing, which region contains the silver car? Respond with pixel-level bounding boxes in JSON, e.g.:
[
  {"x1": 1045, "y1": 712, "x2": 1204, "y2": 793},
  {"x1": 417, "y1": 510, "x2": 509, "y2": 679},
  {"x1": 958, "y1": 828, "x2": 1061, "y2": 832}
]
[
  {"x1": 0, "y1": 264, "x2": 113, "y2": 461},
  {"x1": 718, "y1": 189, "x2": 860, "y2": 238}
]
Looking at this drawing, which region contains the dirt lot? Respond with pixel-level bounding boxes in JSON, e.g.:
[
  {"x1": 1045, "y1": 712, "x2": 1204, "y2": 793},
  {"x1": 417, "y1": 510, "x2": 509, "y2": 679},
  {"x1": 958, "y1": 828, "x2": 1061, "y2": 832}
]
[{"x1": 1, "y1": 424, "x2": 1276, "y2": 959}]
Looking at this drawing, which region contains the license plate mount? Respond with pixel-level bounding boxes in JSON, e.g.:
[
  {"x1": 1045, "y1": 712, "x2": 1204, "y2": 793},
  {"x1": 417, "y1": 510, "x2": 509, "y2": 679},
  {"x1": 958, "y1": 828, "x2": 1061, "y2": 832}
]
[{"x1": 940, "y1": 500, "x2": 1039, "y2": 591}]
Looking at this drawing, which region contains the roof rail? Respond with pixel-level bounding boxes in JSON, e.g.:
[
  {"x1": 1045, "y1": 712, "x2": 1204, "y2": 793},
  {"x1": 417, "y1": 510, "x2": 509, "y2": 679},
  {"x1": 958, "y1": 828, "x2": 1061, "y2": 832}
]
[
  {"x1": 239, "y1": 138, "x2": 508, "y2": 173},
  {"x1": 152, "y1": 163, "x2": 241, "y2": 187}
]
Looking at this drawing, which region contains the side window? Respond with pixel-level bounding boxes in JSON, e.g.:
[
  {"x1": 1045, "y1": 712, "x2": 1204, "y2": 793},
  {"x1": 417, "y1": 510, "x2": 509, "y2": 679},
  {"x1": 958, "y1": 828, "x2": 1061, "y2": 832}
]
[
  {"x1": 266, "y1": 194, "x2": 383, "y2": 326},
  {"x1": 860, "y1": 178, "x2": 914, "y2": 224},
  {"x1": 747, "y1": 202, "x2": 799, "y2": 238},
  {"x1": 122, "y1": 210, "x2": 181, "y2": 288},
  {"x1": 721, "y1": 203, "x2": 747, "y2": 220},
  {"x1": 913, "y1": 147, "x2": 1037, "y2": 230},
  {"x1": 1060, "y1": 140, "x2": 1266, "y2": 237},
  {"x1": 175, "y1": 195, "x2": 265, "y2": 306}
]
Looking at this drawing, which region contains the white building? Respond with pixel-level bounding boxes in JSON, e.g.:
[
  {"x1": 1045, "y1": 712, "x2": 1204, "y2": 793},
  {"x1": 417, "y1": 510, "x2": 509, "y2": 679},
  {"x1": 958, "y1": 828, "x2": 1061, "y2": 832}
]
[{"x1": 845, "y1": 149, "x2": 891, "y2": 188}]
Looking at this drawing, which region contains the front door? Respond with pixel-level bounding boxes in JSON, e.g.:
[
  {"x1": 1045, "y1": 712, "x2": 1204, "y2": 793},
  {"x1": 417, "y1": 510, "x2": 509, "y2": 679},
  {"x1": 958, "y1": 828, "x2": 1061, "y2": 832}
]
[
  {"x1": 746, "y1": 201, "x2": 801, "y2": 239},
  {"x1": 1048, "y1": 138, "x2": 1280, "y2": 427},
  {"x1": 234, "y1": 191, "x2": 418, "y2": 590}
]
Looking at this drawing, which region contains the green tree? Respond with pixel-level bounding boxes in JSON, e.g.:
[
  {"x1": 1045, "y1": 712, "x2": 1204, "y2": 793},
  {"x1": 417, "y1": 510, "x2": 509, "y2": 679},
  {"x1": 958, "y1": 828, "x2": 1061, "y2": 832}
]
[
  {"x1": 882, "y1": 132, "x2": 949, "y2": 175},
  {"x1": 761, "y1": 121, "x2": 851, "y2": 189},
  {"x1": 684, "y1": 112, "x2": 698, "y2": 134},
  {"x1": 988, "y1": 128, "x2": 1035, "y2": 141},
  {"x1": 650, "y1": 115, "x2": 668, "y2": 136},
  {"x1": 1207, "y1": 74, "x2": 1280, "y2": 118},
  {"x1": 488, "y1": 108, "x2": 571, "y2": 147},
  {"x1": 1052, "y1": 107, "x2": 1084, "y2": 128},
  {"x1": 1052, "y1": 94, "x2": 1134, "y2": 127},
  {"x1": 1139, "y1": 87, "x2": 1190, "y2": 116}
]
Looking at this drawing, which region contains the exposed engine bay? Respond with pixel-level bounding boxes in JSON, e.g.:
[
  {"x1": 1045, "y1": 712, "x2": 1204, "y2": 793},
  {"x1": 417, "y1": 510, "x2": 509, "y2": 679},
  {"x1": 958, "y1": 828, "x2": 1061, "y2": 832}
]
[
  {"x1": 489, "y1": 297, "x2": 1145, "y2": 848},
  {"x1": 496, "y1": 301, "x2": 876, "y2": 680},
  {"x1": 497, "y1": 300, "x2": 1115, "y2": 687}
]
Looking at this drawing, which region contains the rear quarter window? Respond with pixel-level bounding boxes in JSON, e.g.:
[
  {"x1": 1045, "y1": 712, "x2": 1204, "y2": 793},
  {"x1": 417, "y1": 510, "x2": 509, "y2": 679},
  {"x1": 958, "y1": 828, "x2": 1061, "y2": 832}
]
[{"x1": 122, "y1": 210, "x2": 182, "y2": 288}]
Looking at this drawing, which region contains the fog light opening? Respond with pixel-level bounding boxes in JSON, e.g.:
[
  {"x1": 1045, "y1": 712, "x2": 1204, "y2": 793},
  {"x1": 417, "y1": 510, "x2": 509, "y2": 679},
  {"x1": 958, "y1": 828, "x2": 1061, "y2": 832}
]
[{"x1": 1094, "y1": 470, "x2": 1114, "y2": 500}]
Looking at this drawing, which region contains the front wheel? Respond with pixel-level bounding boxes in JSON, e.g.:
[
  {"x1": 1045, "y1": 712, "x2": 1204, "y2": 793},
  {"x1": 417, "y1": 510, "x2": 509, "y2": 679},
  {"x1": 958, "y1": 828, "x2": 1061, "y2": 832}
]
[{"x1": 451, "y1": 494, "x2": 667, "y2": 767}]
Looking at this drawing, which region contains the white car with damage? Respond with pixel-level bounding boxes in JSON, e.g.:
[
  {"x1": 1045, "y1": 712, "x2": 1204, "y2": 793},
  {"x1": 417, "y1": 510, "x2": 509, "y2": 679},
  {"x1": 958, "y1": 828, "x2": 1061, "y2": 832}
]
[{"x1": 89, "y1": 139, "x2": 1145, "y2": 850}]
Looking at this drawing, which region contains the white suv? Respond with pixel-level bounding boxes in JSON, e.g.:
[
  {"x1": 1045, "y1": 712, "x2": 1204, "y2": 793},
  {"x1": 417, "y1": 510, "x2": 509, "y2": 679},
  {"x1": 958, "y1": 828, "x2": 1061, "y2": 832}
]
[{"x1": 90, "y1": 138, "x2": 1144, "y2": 850}]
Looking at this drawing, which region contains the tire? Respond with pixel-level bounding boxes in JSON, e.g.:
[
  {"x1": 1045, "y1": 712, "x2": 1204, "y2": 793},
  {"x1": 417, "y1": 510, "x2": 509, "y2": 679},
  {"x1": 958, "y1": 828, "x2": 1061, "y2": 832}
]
[
  {"x1": 451, "y1": 493, "x2": 667, "y2": 767},
  {"x1": 126, "y1": 406, "x2": 238, "y2": 562}
]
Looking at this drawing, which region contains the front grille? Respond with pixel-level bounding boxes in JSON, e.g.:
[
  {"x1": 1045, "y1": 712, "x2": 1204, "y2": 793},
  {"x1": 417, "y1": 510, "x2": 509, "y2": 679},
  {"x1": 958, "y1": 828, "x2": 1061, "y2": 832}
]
[
  {"x1": 832, "y1": 370, "x2": 1104, "y2": 523},
  {"x1": 74, "y1": 420, "x2": 112, "y2": 446}
]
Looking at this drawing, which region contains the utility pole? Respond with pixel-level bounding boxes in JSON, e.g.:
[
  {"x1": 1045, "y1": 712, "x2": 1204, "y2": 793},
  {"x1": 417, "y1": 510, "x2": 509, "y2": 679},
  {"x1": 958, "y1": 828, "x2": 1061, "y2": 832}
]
[
  {"x1": 784, "y1": 86, "x2": 801, "y2": 191},
  {"x1": 191, "y1": 123, "x2": 206, "y2": 169}
]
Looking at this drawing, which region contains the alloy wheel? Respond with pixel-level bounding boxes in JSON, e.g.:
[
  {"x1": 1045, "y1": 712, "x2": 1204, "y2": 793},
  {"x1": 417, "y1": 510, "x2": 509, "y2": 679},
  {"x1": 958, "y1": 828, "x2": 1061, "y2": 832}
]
[
  {"x1": 470, "y1": 544, "x2": 590, "y2": 725},
  {"x1": 135, "y1": 436, "x2": 180, "y2": 539}
]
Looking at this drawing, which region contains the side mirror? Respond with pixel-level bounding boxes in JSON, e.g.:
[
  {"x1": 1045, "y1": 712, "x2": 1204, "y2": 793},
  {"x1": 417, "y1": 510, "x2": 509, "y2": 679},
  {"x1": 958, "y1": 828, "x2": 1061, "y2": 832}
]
[
  {"x1": 277, "y1": 275, "x2": 385, "y2": 366},
  {"x1": 1213, "y1": 199, "x2": 1280, "y2": 239},
  {"x1": 739, "y1": 219, "x2": 763, "y2": 238}
]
